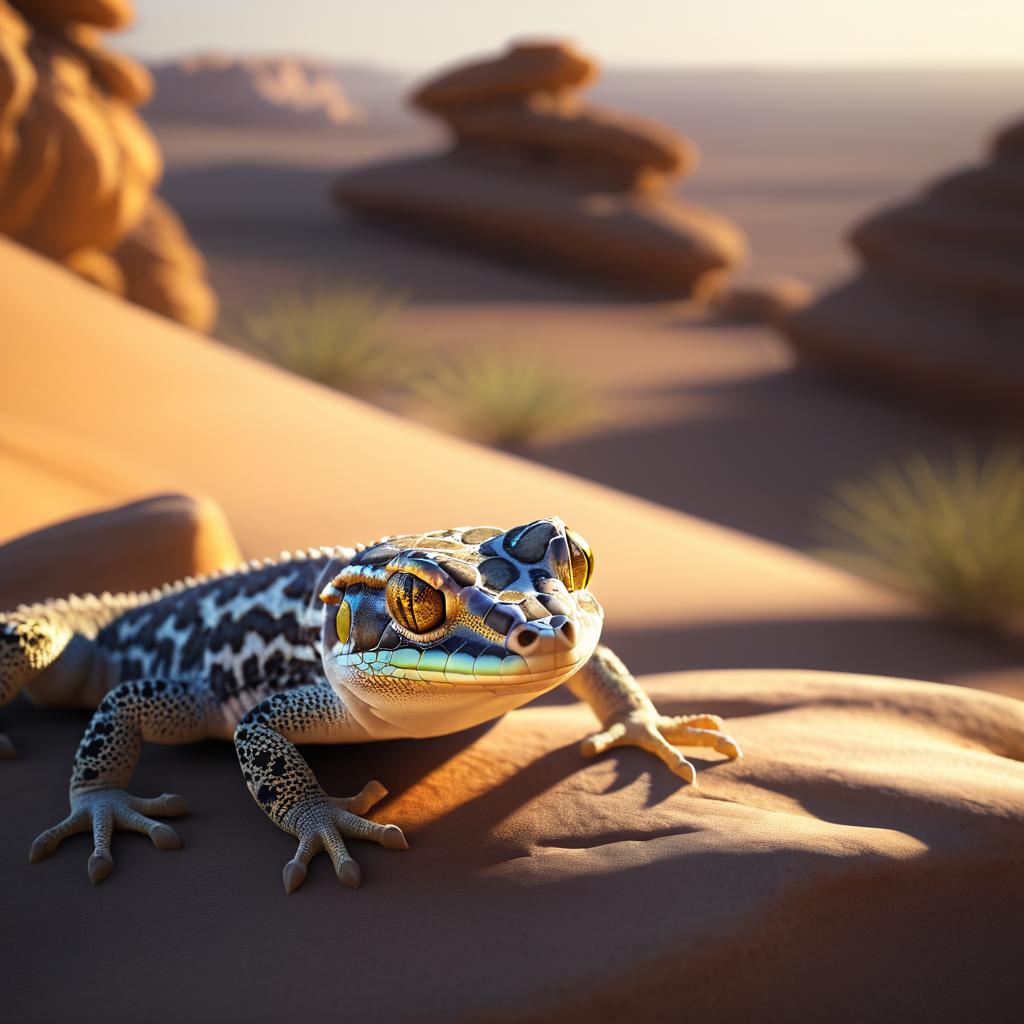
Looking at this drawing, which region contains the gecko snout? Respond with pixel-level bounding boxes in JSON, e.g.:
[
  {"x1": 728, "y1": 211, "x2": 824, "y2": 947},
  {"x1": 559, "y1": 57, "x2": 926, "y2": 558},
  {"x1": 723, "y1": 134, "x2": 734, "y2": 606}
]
[{"x1": 508, "y1": 618, "x2": 577, "y2": 655}]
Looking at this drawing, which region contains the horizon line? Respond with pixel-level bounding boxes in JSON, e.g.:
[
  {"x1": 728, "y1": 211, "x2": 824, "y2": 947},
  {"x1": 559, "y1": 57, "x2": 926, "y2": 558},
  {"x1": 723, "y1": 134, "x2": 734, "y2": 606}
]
[{"x1": 120, "y1": 48, "x2": 1024, "y2": 77}]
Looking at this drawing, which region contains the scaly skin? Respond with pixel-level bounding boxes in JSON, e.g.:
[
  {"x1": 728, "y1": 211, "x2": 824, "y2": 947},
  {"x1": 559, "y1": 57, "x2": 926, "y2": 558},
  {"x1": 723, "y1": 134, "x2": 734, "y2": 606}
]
[{"x1": 1, "y1": 517, "x2": 741, "y2": 891}]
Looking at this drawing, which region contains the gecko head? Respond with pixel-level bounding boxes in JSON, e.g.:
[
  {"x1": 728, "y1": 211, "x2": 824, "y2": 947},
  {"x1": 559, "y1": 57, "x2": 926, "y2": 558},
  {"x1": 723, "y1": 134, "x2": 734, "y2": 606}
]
[{"x1": 318, "y1": 517, "x2": 603, "y2": 710}]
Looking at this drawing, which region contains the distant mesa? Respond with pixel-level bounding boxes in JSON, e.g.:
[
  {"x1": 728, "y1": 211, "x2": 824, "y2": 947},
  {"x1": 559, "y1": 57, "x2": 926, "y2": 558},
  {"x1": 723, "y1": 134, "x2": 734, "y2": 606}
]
[
  {"x1": 334, "y1": 41, "x2": 747, "y2": 296},
  {"x1": 144, "y1": 55, "x2": 359, "y2": 128},
  {"x1": 782, "y1": 113, "x2": 1024, "y2": 415},
  {"x1": 0, "y1": 0, "x2": 216, "y2": 330}
]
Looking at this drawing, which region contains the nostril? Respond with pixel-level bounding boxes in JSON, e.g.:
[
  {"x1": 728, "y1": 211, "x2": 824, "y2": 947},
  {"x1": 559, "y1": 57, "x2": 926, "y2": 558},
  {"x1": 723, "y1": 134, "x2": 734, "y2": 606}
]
[
  {"x1": 516, "y1": 629, "x2": 538, "y2": 648},
  {"x1": 560, "y1": 620, "x2": 577, "y2": 645}
]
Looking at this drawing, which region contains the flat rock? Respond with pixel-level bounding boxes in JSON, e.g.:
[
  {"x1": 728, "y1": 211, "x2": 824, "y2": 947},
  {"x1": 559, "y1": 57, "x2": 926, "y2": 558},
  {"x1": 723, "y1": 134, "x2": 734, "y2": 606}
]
[
  {"x1": 412, "y1": 40, "x2": 596, "y2": 112},
  {"x1": 3, "y1": 665, "x2": 1022, "y2": 1021},
  {"x1": 851, "y1": 196, "x2": 1024, "y2": 311},
  {"x1": 336, "y1": 153, "x2": 746, "y2": 296},
  {"x1": 782, "y1": 273, "x2": 1024, "y2": 415},
  {"x1": 445, "y1": 98, "x2": 695, "y2": 188}
]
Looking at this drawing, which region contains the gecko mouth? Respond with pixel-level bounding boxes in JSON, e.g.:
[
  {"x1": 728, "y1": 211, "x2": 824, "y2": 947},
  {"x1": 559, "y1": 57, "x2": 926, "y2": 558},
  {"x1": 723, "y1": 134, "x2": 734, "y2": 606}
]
[{"x1": 338, "y1": 645, "x2": 587, "y2": 692}]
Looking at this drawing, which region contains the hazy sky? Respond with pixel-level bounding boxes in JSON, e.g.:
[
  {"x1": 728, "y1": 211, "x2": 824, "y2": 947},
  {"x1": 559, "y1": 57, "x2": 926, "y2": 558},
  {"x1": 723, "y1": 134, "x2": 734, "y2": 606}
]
[{"x1": 122, "y1": 0, "x2": 1024, "y2": 70}]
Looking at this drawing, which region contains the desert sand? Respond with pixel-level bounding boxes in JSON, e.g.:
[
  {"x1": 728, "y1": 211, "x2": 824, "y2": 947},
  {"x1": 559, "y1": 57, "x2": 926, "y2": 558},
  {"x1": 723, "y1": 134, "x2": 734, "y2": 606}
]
[
  {"x1": 2, "y1": 58, "x2": 1024, "y2": 1024},
  {"x1": 1, "y1": 235, "x2": 1019, "y2": 687}
]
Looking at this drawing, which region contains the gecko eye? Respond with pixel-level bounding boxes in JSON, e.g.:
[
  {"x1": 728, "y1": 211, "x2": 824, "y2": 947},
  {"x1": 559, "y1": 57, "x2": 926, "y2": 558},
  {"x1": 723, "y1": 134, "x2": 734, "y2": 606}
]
[
  {"x1": 386, "y1": 572, "x2": 446, "y2": 634},
  {"x1": 335, "y1": 601, "x2": 351, "y2": 645},
  {"x1": 566, "y1": 530, "x2": 594, "y2": 591}
]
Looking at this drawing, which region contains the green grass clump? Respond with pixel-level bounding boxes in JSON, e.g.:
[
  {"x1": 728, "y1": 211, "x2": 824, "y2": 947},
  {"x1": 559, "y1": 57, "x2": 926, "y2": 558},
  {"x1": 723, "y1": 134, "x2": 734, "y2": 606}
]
[
  {"x1": 413, "y1": 350, "x2": 600, "y2": 451},
  {"x1": 226, "y1": 284, "x2": 412, "y2": 397},
  {"x1": 817, "y1": 447, "x2": 1024, "y2": 634}
]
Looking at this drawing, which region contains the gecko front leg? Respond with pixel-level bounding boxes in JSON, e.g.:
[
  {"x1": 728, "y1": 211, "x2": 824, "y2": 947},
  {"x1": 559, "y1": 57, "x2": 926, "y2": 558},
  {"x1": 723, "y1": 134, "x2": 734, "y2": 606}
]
[
  {"x1": 233, "y1": 683, "x2": 408, "y2": 894},
  {"x1": 29, "y1": 678, "x2": 216, "y2": 883},
  {"x1": 568, "y1": 645, "x2": 741, "y2": 783}
]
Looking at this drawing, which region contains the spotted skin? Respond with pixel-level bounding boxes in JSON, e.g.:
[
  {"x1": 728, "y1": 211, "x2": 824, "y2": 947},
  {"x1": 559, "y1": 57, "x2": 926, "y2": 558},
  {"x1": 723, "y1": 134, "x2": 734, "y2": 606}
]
[{"x1": 2, "y1": 517, "x2": 742, "y2": 890}]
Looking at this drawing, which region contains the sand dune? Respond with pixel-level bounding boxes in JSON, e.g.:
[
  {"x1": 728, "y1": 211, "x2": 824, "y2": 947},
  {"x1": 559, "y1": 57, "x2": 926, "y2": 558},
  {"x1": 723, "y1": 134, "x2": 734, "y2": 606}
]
[
  {"x1": 1, "y1": 234, "x2": 1016, "y2": 685},
  {"x1": 2, "y1": 218, "x2": 1023, "y2": 1022}
]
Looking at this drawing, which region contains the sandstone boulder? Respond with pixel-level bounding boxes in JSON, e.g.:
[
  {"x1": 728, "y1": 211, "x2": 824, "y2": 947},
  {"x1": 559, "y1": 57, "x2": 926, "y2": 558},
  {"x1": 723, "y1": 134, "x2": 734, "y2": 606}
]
[
  {"x1": 0, "y1": 0, "x2": 216, "y2": 329},
  {"x1": 112, "y1": 195, "x2": 219, "y2": 332},
  {"x1": 782, "y1": 114, "x2": 1024, "y2": 415},
  {"x1": 335, "y1": 41, "x2": 746, "y2": 296}
]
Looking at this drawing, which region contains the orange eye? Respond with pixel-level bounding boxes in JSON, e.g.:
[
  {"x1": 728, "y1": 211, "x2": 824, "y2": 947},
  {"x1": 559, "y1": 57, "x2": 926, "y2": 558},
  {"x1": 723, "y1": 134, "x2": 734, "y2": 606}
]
[
  {"x1": 386, "y1": 572, "x2": 446, "y2": 634},
  {"x1": 566, "y1": 530, "x2": 594, "y2": 591}
]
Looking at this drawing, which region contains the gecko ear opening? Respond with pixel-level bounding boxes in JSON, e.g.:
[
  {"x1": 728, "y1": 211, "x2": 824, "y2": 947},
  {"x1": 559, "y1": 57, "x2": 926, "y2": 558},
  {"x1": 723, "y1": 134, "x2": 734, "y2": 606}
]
[{"x1": 319, "y1": 577, "x2": 346, "y2": 604}]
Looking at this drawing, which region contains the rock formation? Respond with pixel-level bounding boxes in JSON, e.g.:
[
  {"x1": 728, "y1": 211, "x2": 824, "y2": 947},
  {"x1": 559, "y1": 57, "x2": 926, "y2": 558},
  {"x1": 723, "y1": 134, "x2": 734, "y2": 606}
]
[
  {"x1": 0, "y1": 0, "x2": 216, "y2": 330},
  {"x1": 334, "y1": 41, "x2": 746, "y2": 296},
  {"x1": 782, "y1": 115, "x2": 1024, "y2": 414},
  {"x1": 145, "y1": 55, "x2": 358, "y2": 129}
]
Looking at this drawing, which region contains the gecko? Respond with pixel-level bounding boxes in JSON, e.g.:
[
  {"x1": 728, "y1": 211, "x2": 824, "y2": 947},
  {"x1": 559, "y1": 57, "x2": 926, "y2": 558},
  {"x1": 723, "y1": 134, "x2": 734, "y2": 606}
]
[{"x1": 0, "y1": 516, "x2": 741, "y2": 892}]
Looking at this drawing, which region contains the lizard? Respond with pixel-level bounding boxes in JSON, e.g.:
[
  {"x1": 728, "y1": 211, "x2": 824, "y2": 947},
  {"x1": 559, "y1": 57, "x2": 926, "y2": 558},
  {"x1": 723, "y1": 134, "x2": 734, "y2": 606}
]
[{"x1": 0, "y1": 516, "x2": 741, "y2": 892}]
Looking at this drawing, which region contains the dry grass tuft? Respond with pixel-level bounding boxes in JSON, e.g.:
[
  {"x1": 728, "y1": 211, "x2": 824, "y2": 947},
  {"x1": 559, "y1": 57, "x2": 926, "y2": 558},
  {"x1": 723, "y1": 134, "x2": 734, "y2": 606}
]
[
  {"x1": 225, "y1": 284, "x2": 412, "y2": 397},
  {"x1": 413, "y1": 350, "x2": 600, "y2": 451},
  {"x1": 817, "y1": 447, "x2": 1024, "y2": 634}
]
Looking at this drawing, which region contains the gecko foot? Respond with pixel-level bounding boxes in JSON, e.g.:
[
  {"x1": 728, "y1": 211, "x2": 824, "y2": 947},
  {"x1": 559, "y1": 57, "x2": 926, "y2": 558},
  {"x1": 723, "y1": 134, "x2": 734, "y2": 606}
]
[
  {"x1": 0, "y1": 731, "x2": 15, "y2": 759},
  {"x1": 29, "y1": 789, "x2": 189, "y2": 884},
  {"x1": 580, "y1": 712, "x2": 742, "y2": 784},
  {"x1": 281, "y1": 780, "x2": 408, "y2": 894}
]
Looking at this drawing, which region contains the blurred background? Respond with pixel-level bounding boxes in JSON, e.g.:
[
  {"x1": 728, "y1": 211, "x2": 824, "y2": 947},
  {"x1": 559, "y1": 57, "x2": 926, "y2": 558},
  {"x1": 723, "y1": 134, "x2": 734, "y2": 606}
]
[{"x1": 1, "y1": 0, "x2": 1022, "y2": 689}]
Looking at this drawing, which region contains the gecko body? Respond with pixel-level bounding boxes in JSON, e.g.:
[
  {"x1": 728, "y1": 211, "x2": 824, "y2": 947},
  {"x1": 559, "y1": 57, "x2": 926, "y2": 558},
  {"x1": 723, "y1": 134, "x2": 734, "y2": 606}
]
[{"x1": 0, "y1": 517, "x2": 740, "y2": 890}]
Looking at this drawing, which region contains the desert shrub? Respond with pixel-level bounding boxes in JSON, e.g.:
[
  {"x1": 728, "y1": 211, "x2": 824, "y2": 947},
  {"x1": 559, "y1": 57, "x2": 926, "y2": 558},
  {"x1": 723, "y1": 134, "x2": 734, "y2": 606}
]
[
  {"x1": 817, "y1": 447, "x2": 1024, "y2": 633},
  {"x1": 413, "y1": 350, "x2": 600, "y2": 451},
  {"x1": 225, "y1": 284, "x2": 413, "y2": 397}
]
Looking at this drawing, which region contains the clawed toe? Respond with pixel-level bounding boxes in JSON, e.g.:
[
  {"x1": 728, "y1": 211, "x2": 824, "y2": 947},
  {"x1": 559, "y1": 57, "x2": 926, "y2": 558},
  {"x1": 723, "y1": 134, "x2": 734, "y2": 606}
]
[
  {"x1": 340, "y1": 779, "x2": 388, "y2": 815},
  {"x1": 337, "y1": 860, "x2": 361, "y2": 889},
  {"x1": 88, "y1": 852, "x2": 113, "y2": 885},
  {"x1": 29, "y1": 788, "x2": 188, "y2": 884},
  {"x1": 150, "y1": 823, "x2": 181, "y2": 850},
  {"x1": 282, "y1": 785, "x2": 407, "y2": 894},
  {"x1": 282, "y1": 859, "x2": 308, "y2": 894},
  {"x1": 380, "y1": 824, "x2": 409, "y2": 850}
]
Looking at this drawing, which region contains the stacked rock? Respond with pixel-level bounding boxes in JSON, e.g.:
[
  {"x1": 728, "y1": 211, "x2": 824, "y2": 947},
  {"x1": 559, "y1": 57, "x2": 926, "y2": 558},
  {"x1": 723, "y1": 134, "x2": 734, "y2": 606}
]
[
  {"x1": 782, "y1": 115, "x2": 1024, "y2": 415},
  {"x1": 0, "y1": 0, "x2": 216, "y2": 330},
  {"x1": 335, "y1": 41, "x2": 746, "y2": 296}
]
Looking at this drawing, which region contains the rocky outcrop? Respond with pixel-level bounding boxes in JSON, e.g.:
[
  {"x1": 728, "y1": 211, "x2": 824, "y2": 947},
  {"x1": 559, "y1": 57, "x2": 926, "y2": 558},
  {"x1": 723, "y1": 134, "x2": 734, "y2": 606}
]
[
  {"x1": 0, "y1": 0, "x2": 216, "y2": 329},
  {"x1": 145, "y1": 55, "x2": 358, "y2": 128},
  {"x1": 782, "y1": 115, "x2": 1024, "y2": 415},
  {"x1": 335, "y1": 41, "x2": 746, "y2": 296}
]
